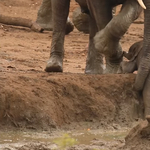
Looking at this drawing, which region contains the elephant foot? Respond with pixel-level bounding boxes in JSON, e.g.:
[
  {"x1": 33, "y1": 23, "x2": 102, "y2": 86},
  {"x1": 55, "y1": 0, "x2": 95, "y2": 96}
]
[
  {"x1": 45, "y1": 56, "x2": 63, "y2": 72},
  {"x1": 85, "y1": 51, "x2": 104, "y2": 74},
  {"x1": 104, "y1": 63, "x2": 120, "y2": 74},
  {"x1": 94, "y1": 28, "x2": 123, "y2": 74},
  {"x1": 85, "y1": 68, "x2": 104, "y2": 74},
  {"x1": 31, "y1": 21, "x2": 44, "y2": 32},
  {"x1": 104, "y1": 55, "x2": 123, "y2": 74},
  {"x1": 36, "y1": 19, "x2": 53, "y2": 31},
  {"x1": 85, "y1": 62, "x2": 104, "y2": 74}
]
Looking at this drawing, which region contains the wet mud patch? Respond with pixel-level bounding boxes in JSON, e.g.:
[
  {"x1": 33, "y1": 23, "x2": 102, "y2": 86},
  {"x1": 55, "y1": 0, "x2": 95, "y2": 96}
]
[{"x1": 0, "y1": 128, "x2": 127, "y2": 150}]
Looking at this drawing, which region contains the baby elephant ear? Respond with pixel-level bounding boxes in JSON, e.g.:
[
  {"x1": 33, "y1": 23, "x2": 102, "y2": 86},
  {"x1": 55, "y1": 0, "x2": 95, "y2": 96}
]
[
  {"x1": 124, "y1": 41, "x2": 143, "y2": 61},
  {"x1": 130, "y1": 41, "x2": 143, "y2": 61}
]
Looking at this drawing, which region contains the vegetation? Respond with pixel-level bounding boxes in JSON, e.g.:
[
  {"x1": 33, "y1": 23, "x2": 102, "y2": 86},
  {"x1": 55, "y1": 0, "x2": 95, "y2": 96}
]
[{"x1": 53, "y1": 134, "x2": 77, "y2": 149}]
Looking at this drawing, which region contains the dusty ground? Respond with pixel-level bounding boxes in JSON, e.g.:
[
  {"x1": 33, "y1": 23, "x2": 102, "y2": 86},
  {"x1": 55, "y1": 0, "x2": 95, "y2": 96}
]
[{"x1": 0, "y1": 0, "x2": 150, "y2": 150}]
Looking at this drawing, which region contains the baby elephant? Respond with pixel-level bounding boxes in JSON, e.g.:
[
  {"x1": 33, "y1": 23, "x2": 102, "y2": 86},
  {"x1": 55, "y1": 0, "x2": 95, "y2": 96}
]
[
  {"x1": 118, "y1": 40, "x2": 143, "y2": 74},
  {"x1": 118, "y1": 40, "x2": 150, "y2": 121}
]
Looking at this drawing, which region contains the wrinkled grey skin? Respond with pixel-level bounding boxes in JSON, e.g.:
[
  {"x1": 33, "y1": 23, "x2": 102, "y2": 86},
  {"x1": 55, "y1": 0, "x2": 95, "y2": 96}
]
[
  {"x1": 118, "y1": 41, "x2": 150, "y2": 119},
  {"x1": 72, "y1": 7, "x2": 116, "y2": 34},
  {"x1": 134, "y1": 0, "x2": 150, "y2": 94},
  {"x1": 36, "y1": 0, "x2": 74, "y2": 34},
  {"x1": 72, "y1": 7, "x2": 89, "y2": 34},
  {"x1": 94, "y1": 0, "x2": 142, "y2": 73},
  {"x1": 45, "y1": 0, "x2": 142, "y2": 74}
]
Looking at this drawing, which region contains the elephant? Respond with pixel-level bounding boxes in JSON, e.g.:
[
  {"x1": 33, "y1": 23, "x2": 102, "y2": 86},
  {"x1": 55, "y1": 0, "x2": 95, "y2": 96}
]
[
  {"x1": 36, "y1": 0, "x2": 74, "y2": 35},
  {"x1": 118, "y1": 40, "x2": 150, "y2": 119},
  {"x1": 45, "y1": 0, "x2": 143, "y2": 74}
]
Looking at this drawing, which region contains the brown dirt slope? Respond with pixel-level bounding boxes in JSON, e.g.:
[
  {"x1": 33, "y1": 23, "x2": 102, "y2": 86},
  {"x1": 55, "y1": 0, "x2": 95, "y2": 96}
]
[{"x1": 0, "y1": 72, "x2": 138, "y2": 129}]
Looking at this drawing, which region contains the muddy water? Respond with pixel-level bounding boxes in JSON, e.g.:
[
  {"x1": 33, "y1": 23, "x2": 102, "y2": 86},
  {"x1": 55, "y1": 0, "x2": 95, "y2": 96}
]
[
  {"x1": 71, "y1": 130, "x2": 127, "y2": 144},
  {"x1": 0, "y1": 129, "x2": 128, "y2": 149},
  {"x1": 0, "y1": 130, "x2": 54, "y2": 144}
]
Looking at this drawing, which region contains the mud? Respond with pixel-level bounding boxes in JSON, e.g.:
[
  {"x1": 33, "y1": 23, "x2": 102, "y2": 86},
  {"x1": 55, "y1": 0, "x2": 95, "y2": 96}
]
[
  {"x1": 0, "y1": 0, "x2": 149, "y2": 150},
  {"x1": 0, "y1": 128, "x2": 128, "y2": 150}
]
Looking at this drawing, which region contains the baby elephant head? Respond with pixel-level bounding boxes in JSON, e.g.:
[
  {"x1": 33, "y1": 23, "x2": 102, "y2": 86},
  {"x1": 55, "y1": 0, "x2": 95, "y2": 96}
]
[{"x1": 118, "y1": 40, "x2": 143, "y2": 74}]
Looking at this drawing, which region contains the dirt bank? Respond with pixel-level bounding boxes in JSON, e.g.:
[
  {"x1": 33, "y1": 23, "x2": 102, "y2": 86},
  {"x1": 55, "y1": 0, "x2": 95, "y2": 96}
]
[{"x1": 0, "y1": 72, "x2": 139, "y2": 130}]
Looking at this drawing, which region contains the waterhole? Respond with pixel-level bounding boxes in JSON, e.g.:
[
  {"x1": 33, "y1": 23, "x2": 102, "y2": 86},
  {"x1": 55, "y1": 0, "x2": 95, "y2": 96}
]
[{"x1": 0, "y1": 129, "x2": 128, "y2": 149}]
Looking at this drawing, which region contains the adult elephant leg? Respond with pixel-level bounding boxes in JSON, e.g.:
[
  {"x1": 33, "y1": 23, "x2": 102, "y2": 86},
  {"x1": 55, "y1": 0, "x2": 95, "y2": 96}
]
[
  {"x1": 85, "y1": 0, "x2": 112, "y2": 74},
  {"x1": 72, "y1": 6, "x2": 116, "y2": 34},
  {"x1": 94, "y1": 0, "x2": 142, "y2": 73},
  {"x1": 36, "y1": 0, "x2": 73, "y2": 34},
  {"x1": 143, "y1": 73, "x2": 150, "y2": 119},
  {"x1": 45, "y1": 0, "x2": 70, "y2": 72},
  {"x1": 85, "y1": 18, "x2": 104, "y2": 74},
  {"x1": 134, "y1": 0, "x2": 150, "y2": 92}
]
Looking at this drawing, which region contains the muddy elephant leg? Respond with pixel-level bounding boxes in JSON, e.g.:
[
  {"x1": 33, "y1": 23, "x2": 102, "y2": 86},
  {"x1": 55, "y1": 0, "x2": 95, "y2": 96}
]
[
  {"x1": 36, "y1": 0, "x2": 73, "y2": 34},
  {"x1": 85, "y1": 17, "x2": 104, "y2": 74},
  {"x1": 94, "y1": 0, "x2": 142, "y2": 73},
  {"x1": 85, "y1": 0, "x2": 113, "y2": 74},
  {"x1": 143, "y1": 74, "x2": 150, "y2": 119},
  {"x1": 45, "y1": 0, "x2": 70, "y2": 72}
]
